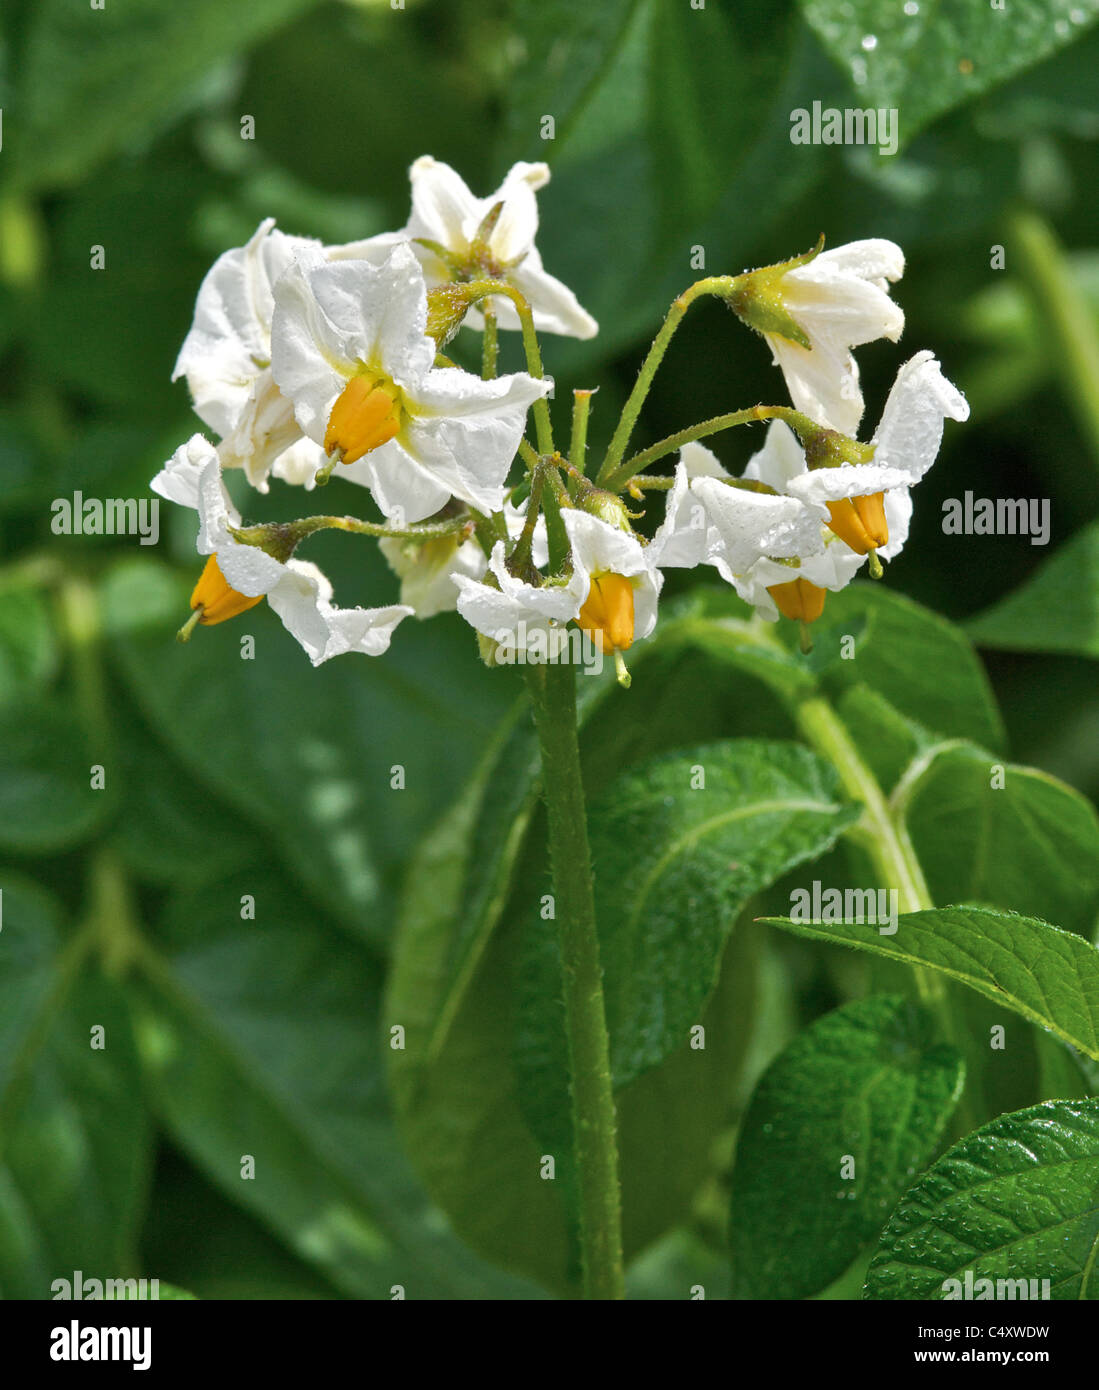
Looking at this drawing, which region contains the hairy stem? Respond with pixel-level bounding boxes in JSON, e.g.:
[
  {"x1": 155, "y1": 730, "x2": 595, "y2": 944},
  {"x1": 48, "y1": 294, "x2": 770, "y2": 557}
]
[
  {"x1": 596, "y1": 276, "x2": 736, "y2": 486},
  {"x1": 525, "y1": 661, "x2": 625, "y2": 1300},
  {"x1": 601, "y1": 405, "x2": 815, "y2": 493}
]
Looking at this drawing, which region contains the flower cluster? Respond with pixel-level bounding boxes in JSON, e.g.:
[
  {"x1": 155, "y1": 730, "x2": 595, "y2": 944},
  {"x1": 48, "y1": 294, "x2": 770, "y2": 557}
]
[{"x1": 156, "y1": 155, "x2": 968, "y2": 674}]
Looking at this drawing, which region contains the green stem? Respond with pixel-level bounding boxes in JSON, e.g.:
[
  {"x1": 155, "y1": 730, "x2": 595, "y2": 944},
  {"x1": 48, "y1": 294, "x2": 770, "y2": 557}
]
[
  {"x1": 460, "y1": 279, "x2": 554, "y2": 456},
  {"x1": 795, "y1": 696, "x2": 932, "y2": 919},
  {"x1": 602, "y1": 405, "x2": 813, "y2": 493},
  {"x1": 525, "y1": 661, "x2": 625, "y2": 1300},
  {"x1": 1011, "y1": 207, "x2": 1099, "y2": 471},
  {"x1": 233, "y1": 514, "x2": 474, "y2": 549},
  {"x1": 597, "y1": 276, "x2": 736, "y2": 486},
  {"x1": 482, "y1": 304, "x2": 499, "y2": 380},
  {"x1": 570, "y1": 390, "x2": 595, "y2": 477}
]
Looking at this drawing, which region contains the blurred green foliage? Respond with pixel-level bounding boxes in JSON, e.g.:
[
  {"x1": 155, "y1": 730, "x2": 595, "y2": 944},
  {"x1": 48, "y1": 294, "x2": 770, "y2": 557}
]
[{"x1": 1, "y1": 0, "x2": 1099, "y2": 1300}]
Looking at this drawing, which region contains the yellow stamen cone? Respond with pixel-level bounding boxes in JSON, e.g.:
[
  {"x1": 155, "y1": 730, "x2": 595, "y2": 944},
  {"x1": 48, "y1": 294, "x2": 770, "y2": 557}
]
[
  {"x1": 324, "y1": 375, "x2": 402, "y2": 465},
  {"x1": 767, "y1": 576, "x2": 827, "y2": 625},
  {"x1": 578, "y1": 572, "x2": 635, "y2": 653},
  {"x1": 187, "y1": 554, "x2": 263, "y2": 628},
  {"x1": 825, "y1": 493, "x2": 889, "y2": 554}
]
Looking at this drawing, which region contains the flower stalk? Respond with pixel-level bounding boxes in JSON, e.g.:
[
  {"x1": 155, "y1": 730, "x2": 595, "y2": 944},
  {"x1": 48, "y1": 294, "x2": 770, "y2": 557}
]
[{"x1": 525, "y1": 660, "x2": 625, "y2": 1301}]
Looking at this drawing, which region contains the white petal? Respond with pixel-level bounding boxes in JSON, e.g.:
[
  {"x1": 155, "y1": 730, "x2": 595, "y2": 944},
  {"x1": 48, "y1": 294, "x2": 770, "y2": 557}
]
[
  {"x1": 403, "y1": 367, "x2": 549, "y2": 515},
  {"x1": 693, "y1": 476, "x2": 827, "y2": 572},
  {"x1": 879, "y1": 487, "x2": 912, "y2": 562},
  {"x1": 379, "y1": 533, "x2": 487, "y2": 617},
  {"x1": 270, "y1": 246, "x2": 434, "y2": 440},
  {"x1": 742, "y1": 419, "x2": 809, "y2": 491},
  {"x1": 270, "y1": 436, "x2": 328, "y2": 490},
  {"x1": 406, "y1": 156, "x2": 482, "y2": 249},
  {"x1": 787, "y1": 462, "x2": 914, "y2": 505},
  {"x1": 799, "y1": 536, "x2": 867, "y2": 591},
  {"x1": 784, "y1": 265, "x2": 905, "y2": 348},
  {"x1": 314, "y1": 601, "x2": 412, "y2": 664},
  {"x1": 679, "y1": 442, "x2": 728, "y2": 480},
  {"x1": 339, "y1": 442, "x2": 452, "y2": 524},
  {"x1": 324, "y1": 230, "x2": 409, "y2": 263},
  {"x1": 151, "y1": 434, "x2": 217, "y2": 511},
  {"x1": 264, "y1": 560, "x2": 336, "y2": 659},
  {"x1": 766, "y1": 333, "x2": 864, "y2": 436},
  {"x1": 504, "y1": 252, "x2": 599, "y2": 339},
  {"x1": 194, "y1": 454, "x2": 242, "y2": 553},
  {"x1": 809, "y1": 238, "x2": 905, "y2": 290},
  {"x1": 648, "y1": 463, "x2": 713, "y2": 569},
  {"x1": 871, "y1": 351, "x2": 970, "y2": 486},
  {"x1": 173, "y1": 220, "x2": 319, "y2": 437},
  {"x1": 488, "y1": 162, "x2": 545, "y2": 263},
  {"x1": 268, "y1": 251, "x2": 353, "y2": 439},
  {"x1": 562, "y1": 511, "x2": 649, "y2": 583}
]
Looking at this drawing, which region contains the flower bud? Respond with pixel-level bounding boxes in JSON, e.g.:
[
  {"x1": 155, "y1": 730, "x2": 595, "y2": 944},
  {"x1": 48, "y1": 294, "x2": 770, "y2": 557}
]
[
  {"x1": 573, "y1": 479, "x2": 634, "y2": 532},
  {"x1": 723, "y1": 238, "x2": 824, "y2": 348}
]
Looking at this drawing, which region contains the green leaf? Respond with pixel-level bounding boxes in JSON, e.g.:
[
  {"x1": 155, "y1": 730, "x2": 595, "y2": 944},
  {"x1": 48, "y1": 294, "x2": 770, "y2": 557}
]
[
  {"x1": 798, "y1": 0, "x2": 1099, "y2": 144},
  {"x1": 0, "y1": 579, "x2": 58, "y2": 710},
  {"x1": 0, "y1": 879, "x2": 151, "y2": 1298},
  {"x1": 132, "y1": 865, "x2": 539, "y2": 1300},
  {"x1": 763, "y1": 906, "x2": 1099, "y2": 1061},
  {"x1": 731, "y1": 995, "x2": 963, "y2": 1300},
  {"x1": 805, "y1": 582, "x2": 1007, "y2": 752},
  {"x1": 865, "y1": 1099, "x2": 1099, "y2": 1299},
  {"x1": 511, "y1": 740, "x2": 859, "y2": 1260},
  {"x1": 110, "y1": 711, "x2": 265, "y2": 889},
  {"x1": 895, "y1": 742, "x2": 1099, "y2": 937},
  {"x1": 386, "y1": 744, "x2": 572, "y2": 1293},
  {"x1": 387, "y1": 674, "x2": 799, "y2": 1290},
  {"x1": 0, "y1": 696, "x2": 108, "y2": 854},
  {"x1": 554, "y1": 739, "x2": 860, "y2": 1091},
  {"x1": 649, "y1": 588, "x2": 817, "y2": 702},
  {"x1": 102, "y1": 556, "x2": 510, "y2": 942},
  {"x1": 967, "y1": 521, "x2": 1099, "y2": 657},
  {"x1": 9, "y1": 0, "x2": 327, "y2": 191}
]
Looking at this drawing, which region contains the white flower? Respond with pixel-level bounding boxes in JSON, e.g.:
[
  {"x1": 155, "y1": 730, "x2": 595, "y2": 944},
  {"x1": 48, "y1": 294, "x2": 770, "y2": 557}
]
[
  {"x1": 337, "y1": 156, "x2": 598, "y2": 340},
  {"x1": 379, "y1": 531, "x2": 487, "y2": 619},
  {"x1": 689, "y1": 421, "x2": 886, "y2": 624},
  {"x1": 379, "y1": 500, "x2": 546, "y2": 618},
  {"x1": 454, "y1": 511, "x2": 661, "y2": 667},
  {"x1": 648, "y1": 443, "x2": 730, "y2": 570},
  {"x1": 784, "y1": 351, "x2": 970, "y2": 515},
  {"x1": 270, "y1": 243, "x2": 550, "y2": 522},
  {"x1": 151, "y1": 435, "x2": 411, "y2": 664},
  {"x1": 764, "y1": 239, "x2": 905, "y2": 435},
  {"x1": 173, "y1": 219, "x2": 327, "y2": 492},
  {"x1": 691, "y1": 425, "x2": 831, "y2": 579}
]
